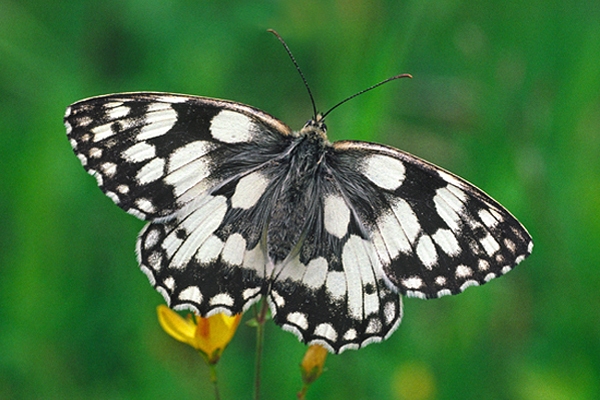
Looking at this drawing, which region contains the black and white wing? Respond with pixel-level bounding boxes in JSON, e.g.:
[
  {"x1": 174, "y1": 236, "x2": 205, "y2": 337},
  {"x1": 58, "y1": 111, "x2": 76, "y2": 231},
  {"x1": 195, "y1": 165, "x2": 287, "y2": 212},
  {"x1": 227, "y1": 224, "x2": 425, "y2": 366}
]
[
  {"x1": 265, "y1": 139, "x2": 532, "y2": 353},
  {"x1": 65, "y1": 93, "x2": 294, "y2": 315},
  {"x1": 265, "y1": 149, "x2": 405, "y2": 353},
  {"x1": 329, "y1": 141, "x2": 533, "y2": 299}
]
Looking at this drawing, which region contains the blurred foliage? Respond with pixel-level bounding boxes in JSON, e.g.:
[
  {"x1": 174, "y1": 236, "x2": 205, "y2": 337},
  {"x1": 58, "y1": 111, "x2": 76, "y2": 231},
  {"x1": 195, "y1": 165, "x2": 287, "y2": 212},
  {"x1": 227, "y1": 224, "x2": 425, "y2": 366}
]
[{"x1": 1, "y1": 0, "x2": 599, "y2": 399}]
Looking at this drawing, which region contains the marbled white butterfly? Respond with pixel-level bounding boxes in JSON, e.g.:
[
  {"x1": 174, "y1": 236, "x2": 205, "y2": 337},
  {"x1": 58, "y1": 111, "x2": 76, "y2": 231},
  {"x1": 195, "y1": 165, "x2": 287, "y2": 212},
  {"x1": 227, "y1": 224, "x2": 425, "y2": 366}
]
[{"x1": 65, "y1": 33, "x2": 532, "y2": 353}]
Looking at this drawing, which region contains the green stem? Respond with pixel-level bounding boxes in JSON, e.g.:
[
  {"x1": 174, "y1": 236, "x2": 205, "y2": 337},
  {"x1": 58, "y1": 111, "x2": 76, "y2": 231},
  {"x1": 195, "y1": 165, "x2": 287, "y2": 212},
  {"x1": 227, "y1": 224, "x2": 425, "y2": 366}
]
[
  {"x1": 297, "y1": 384, "x2": 308, "y2": 400},
  {"x1": 254, "y1": 299, "x2": 269, "y2": 400},
  {"x1": 209, "y1": 364, "x2": 220, "y2": 400}
]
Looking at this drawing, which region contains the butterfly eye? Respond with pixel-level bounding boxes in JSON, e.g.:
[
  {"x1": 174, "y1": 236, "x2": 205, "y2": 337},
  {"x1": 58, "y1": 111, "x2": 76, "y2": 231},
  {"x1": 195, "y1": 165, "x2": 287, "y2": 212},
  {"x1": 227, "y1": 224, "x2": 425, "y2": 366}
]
[{"x1": 307, "y1": 118, "x2": 326, "y2": 129}]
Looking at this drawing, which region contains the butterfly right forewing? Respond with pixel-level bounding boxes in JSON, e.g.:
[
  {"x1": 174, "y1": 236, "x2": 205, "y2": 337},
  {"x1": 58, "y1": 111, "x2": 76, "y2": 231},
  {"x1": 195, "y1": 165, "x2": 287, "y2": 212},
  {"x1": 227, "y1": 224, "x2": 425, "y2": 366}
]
[{"x1": 330, "y1": 140, "x2": 533, "y2": 299}]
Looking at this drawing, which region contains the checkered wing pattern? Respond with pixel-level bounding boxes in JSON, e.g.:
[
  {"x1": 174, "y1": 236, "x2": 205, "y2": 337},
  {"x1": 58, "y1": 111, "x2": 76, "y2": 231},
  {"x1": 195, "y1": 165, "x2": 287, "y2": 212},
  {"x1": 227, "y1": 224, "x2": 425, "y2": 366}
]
[{"x1": 65, "y1": 92, "x2": 532, "y2": 353}]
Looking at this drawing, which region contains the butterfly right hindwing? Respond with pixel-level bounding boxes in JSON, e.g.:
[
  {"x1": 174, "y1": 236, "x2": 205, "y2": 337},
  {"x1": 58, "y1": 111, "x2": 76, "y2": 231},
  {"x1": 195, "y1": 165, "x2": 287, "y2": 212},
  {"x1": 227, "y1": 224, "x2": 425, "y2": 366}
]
[{"x1": 266, "y1": 156, "x2": 404, "y2": 352}]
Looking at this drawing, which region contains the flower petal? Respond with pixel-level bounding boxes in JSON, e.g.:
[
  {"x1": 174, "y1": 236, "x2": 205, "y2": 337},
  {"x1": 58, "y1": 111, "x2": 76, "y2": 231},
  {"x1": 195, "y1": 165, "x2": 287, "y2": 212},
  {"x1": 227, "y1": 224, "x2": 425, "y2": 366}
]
[
  {"x1": 157, "y1": 305, "x2": 197, "y2": 346},
  {"x1": 196, "y1": 313, "x2": 242, "y2": 361}
]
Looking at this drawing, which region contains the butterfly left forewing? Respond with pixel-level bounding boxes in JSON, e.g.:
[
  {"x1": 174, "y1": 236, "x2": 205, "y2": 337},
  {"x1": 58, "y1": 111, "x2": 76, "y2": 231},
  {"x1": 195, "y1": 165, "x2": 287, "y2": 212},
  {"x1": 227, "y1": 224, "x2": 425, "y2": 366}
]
[
  {"x1": 65, "y1": 93, "x2": 293, "y2": 220},
  {"x1": 330, "y1": 140, "x2": 533, "y2": 299}
]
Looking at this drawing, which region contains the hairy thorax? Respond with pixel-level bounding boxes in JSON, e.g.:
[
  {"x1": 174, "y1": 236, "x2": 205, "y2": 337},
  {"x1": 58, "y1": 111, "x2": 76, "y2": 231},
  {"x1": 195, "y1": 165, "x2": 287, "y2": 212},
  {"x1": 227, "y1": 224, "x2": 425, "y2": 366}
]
[{"x1": 266, "y1": 121, "x2": 330, "y2": 265}]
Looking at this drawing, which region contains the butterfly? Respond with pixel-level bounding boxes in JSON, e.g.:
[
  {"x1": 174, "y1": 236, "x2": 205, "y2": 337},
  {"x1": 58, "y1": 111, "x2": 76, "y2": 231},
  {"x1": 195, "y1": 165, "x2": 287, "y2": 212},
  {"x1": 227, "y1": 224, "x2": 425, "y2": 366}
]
[{"x1": 64, "y1": 36, "x2": 532, "y2": 354}]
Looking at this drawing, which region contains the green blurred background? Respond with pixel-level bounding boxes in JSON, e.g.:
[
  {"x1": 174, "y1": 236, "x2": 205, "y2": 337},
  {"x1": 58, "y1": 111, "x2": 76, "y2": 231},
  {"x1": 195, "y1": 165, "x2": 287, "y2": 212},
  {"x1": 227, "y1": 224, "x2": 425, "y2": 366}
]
[{"x1": 1, "y1": 0, "x2": 599, "y2": 399}]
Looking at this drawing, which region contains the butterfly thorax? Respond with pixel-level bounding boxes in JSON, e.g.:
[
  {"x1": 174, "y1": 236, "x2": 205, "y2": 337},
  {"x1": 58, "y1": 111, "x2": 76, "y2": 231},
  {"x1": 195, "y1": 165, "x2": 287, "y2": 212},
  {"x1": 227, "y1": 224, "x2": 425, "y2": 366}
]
[{"x1": 266, "y1": 120, "x2": 330, "y2": 266}]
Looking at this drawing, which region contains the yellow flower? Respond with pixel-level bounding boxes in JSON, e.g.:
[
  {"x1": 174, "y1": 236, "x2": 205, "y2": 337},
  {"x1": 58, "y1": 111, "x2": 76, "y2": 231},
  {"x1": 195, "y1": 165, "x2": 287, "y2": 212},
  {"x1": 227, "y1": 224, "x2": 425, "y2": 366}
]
[
  {"x1": 157, "y1": 305, "x2": 242, "y2": 364},
  {"x1": 300, "y1": 344, "x2": 328, "y2": 385}
]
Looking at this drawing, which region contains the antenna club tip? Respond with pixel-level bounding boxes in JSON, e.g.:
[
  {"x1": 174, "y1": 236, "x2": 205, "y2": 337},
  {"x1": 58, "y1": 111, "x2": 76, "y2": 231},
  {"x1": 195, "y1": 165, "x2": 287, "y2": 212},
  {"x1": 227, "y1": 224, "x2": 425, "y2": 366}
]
[{"x1": 267, "y1": 29, "x2": 281, "y2": 39}]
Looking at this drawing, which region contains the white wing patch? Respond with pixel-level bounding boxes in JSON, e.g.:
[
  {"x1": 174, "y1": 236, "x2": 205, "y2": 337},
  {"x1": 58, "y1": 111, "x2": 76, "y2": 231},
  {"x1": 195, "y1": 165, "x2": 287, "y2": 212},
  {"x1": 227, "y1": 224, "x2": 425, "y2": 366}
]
[
  {"x1": 170, "y1": 196, "x2": 228, "y2": 268},
  {"x1": 314, "y1": 323, "x2": 338, "y2": 342},
  {"x1": 179, "y1": 286, "x2": 202, "y2": 303},
  {"x1": 89, "y1": 147, "x2": 102, "y2": 159},
  {"x1": 361, "y1": 154, "x2": 406, "y2": 191},
  {"x1": 416, "y1": 234, "x2": 438, "y2": 268},
  {"x1": 135, "y1": 198, "x2": 156, "y2": 214},
  {"x1": 210, "y1": 110, "x2": 255, "y2": 143},
  {"x1": 433, "y1": 187, "x2": 462, "y2": 231},
  {"x1": 136, "y1": 157, "x2": 165, "y2": 185},
  {"x1": 391, "y1": 198, "x2": 421, "y2": 244},
  {"x1": 210, "y1": 293, "x2": 235, "y2": 307},
  {"x1": 165, "y1": 157, "x2": 211, "y2": 198},
  {"x1": 122, "y1": 141, "x2": 156, "y2": 163},
  {"x1": 92, "y1": 123, "x2": 115, "y2": 142},
  {"x1": 301, "y1": 257, "x2": 328, "y2": 289},
  {"x1": 136, "y1": 106, "x2": 178, "y2": 141},
  {"x1": 341, "y1": 235, "x2": 369, "y2": 319},
  {"x1": 196, "y1": 235, "x2": 224, "y2": 264},
  {"x1": 231, "y1": 171, "x2": 270, "y2": 210},
  {"x1": 168, "y1": 141, "x2": 214, "y2": 172},
  {"x1": 480, "y1": 233, "x2": 501, "y2": 256},
  {"x1": 479, "y1": 208, "x2": 500, "y2": 228},
  {"x1": 242, "y1": 244, "x2": 266, "y2": 276},
  {"x1": 432, "y1": 228, "x2": 461, "y2": 256},
  {"x1": 287, "y1": 312, "x2": 309, "y2": 330},
  {"x1": 372, "y1": 217, "x2": 404, "y2": 262},
  {"x1": 106, "y1": 104, "x2": 130, "y2": 120},
  {"x1": 402, "y1": 276, "x2": 424, "y2": 289},
  {"x1": 100, "y1": 162, "x2": 117, "y2": 177},
  {"x1": 455, "y1": 265, "x2": 473, "y2": 278},
  {"x1": 325, "y1": 271, "x2": 346, "y2": 299},
  {"x1": 323, "y1": 194, "x2": 351, "y2": 239},
  {"x1": 221, "y1": 233, "x2": 247, "y2": 266}
]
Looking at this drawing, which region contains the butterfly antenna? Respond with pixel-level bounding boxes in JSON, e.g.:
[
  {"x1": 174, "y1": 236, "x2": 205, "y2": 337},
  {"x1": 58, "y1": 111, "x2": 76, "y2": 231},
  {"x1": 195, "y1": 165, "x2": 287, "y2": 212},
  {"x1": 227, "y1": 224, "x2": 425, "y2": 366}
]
[
  {"x1": 321, "y1": 73, "x2": 413, "y2": 120},
  {"x1": 268, "y1": 29, "x2": 319, "y2": 120}
]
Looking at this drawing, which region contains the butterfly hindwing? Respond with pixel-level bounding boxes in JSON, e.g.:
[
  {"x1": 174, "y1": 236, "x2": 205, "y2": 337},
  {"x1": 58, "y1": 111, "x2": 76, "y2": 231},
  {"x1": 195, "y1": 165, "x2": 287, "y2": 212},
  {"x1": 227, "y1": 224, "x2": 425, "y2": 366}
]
[
  {"x1": 137, "y1": 191, "x2": 268, "y2": 316},
  {"x1": 267, "y1": 165, "x2": 403, "y2": 352}
]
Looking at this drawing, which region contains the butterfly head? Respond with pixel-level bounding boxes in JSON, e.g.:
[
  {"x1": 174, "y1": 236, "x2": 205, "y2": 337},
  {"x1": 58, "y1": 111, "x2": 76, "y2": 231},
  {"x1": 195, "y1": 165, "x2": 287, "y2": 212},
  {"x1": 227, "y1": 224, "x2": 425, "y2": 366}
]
[{"x1": 300, "y1": 113, "x2": 328, "y2": 142}]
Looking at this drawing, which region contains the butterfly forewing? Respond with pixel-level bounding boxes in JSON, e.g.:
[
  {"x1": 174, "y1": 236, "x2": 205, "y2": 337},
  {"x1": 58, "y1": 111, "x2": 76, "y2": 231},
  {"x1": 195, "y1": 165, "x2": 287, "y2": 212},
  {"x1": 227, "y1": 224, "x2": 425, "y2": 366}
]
[
  {"x1": 65, "y1": 91, "x2": 532, "y2": 354},
  {"x1": 65, "y1": 93, "x2": 293, "y2": 220},
  {"x1": 331, "y1": 141, "x2": 533, "y2": 299}
]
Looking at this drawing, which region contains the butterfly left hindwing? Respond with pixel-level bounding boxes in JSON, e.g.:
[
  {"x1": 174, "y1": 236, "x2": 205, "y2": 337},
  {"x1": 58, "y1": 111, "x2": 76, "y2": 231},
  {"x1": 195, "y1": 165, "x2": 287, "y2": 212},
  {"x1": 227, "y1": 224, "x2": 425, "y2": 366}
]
[{"x1": 65, "y1": 91, "x2": 532, "y2": 354}]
